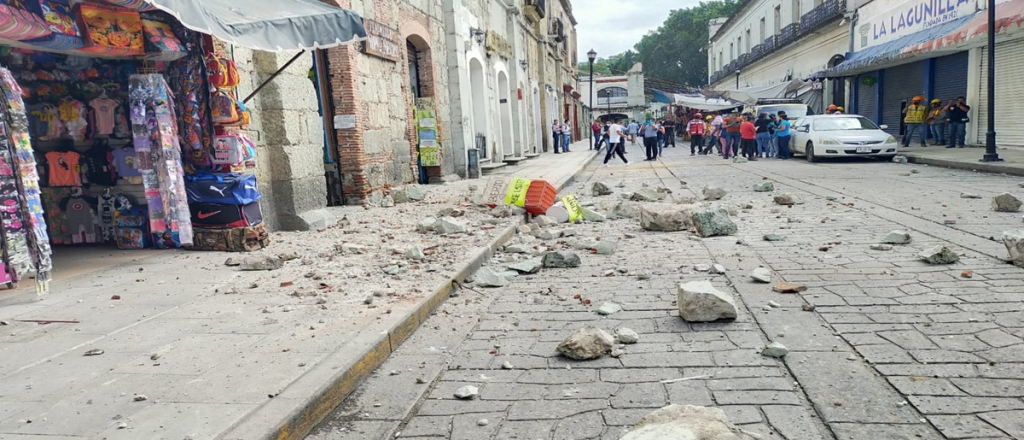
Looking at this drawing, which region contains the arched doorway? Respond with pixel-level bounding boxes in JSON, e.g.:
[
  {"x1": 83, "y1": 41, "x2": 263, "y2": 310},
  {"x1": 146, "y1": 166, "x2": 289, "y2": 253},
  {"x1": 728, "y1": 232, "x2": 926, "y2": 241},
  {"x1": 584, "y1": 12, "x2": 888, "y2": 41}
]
[
  {"x1": 497, "y1": 71, "x2": 514, "y2": 158},
  {"x1": 828, "y1": 54, "x2": 846, "y2": 108},
  {"x1": 469, "y1": 58, "x2": 487, "y2": 159}
]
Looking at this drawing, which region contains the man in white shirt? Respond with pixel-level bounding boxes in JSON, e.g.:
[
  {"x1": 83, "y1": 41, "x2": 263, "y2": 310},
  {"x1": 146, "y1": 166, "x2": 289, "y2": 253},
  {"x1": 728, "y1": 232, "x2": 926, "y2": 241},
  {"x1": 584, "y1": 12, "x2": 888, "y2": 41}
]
[
  {"x1": 551, "y1": 119, "x2": 562, "y2": 154},
  {"x1": 602, "y1": 119, "x2": 629, "y2": 166},
  {"x1": 561, "y1": 119, "x2": 572, "y2": 152}
]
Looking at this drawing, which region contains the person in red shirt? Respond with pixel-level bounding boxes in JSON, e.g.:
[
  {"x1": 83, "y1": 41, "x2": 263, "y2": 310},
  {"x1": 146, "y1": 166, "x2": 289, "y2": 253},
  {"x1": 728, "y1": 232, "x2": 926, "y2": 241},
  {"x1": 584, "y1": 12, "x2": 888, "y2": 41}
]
[{"x1": 739, "y1": 113, "x2": 758, "y2": 161}]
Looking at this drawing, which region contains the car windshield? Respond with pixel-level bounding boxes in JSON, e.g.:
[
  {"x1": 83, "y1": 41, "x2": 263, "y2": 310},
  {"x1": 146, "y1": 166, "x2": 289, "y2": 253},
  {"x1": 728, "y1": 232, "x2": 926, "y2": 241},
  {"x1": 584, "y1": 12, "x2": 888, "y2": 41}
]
[
  {"x1": 813, "y1": 117, "x2": 879, "y2": 131},
  {"x1": 758, "y1": 104, "x2": 810, "y2": 119}
]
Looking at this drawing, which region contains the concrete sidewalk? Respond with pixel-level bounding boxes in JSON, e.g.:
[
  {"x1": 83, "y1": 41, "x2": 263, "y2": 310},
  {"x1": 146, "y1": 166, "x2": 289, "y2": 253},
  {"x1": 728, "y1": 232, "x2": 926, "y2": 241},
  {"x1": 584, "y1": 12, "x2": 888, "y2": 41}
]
[
  {"x1": 0, "y1": 141, "x2": 597, "y2": 440},
  {"x1": 903, "y1": 145, "x2": 1024, "y2": 177}
]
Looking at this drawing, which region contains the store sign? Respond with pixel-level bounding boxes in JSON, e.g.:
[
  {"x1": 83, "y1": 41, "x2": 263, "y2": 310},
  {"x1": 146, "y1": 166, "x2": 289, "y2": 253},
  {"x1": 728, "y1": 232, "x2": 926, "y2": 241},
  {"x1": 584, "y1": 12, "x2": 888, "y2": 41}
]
[
  {"x1": 362, "y1": 19, "x2": 401, "y2": 62},
  {"x1": 856, "y1": 0, "x2": 979, "y2": 50}
]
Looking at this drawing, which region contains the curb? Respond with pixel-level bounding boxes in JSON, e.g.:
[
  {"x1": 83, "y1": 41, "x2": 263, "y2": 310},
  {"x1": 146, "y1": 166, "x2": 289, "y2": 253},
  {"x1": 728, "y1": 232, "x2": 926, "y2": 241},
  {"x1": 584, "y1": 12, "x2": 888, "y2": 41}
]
[
  {"x1": 223, "y1": 145, "x2": 599, "y2": 440},
  {"x1": 905, "y1": 154, "x2": 1024, "y2": 177}
]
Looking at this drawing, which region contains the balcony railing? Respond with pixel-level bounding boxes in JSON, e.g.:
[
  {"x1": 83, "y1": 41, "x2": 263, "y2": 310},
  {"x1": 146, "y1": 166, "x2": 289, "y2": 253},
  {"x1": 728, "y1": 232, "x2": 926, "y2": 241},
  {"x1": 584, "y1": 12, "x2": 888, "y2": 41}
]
[
  {"x1": 800, "y1": 0, "x2": 845, "y2": 35},
  {"x1": 778, "y1": 23, "x2": 800, "y2": 47},
  {"x1": 526, "y1": 0, "x2": 546, "y2": 19}
]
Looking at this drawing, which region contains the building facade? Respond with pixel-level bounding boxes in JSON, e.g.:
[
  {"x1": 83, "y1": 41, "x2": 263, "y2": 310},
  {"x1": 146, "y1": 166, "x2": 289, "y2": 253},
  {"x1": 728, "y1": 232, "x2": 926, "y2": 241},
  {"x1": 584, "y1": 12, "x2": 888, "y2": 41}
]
[{"x1": 580, "y1": 63, "x2": 647, "y2": 123}]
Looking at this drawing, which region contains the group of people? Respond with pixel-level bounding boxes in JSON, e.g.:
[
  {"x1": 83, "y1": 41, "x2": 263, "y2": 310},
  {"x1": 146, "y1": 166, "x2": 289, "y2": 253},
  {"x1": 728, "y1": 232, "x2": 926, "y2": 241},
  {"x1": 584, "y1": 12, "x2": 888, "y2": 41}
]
[
  {"x1": 591, "y1": 117, "x2": 682, "y2": 166},
  {"x1": 900, "y1": 95, "x2": 971, "y2": 148},
  {"x1": 685, "y1": 110, "x2": 795, "y2": 160},
  {"x1": 550, "y1": 119, "x2": 575, "y2": 153}
]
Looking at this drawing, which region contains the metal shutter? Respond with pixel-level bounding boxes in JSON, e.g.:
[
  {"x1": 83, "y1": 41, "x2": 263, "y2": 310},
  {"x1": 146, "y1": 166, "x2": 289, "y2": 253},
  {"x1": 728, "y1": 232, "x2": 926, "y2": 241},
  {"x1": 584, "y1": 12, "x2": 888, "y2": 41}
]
[
  {"x1": 858, "y1": 76, "x2": 877, "y2": 122},
  {"x1": 881, "y1": 61, "x2": 926, "y2": 136},
  {"x1": 932, "y1": 52, "x2": 969, "y2": 103},
  {"x1": 978, "y1": 39, "x2": 1024, "y2": 146}
]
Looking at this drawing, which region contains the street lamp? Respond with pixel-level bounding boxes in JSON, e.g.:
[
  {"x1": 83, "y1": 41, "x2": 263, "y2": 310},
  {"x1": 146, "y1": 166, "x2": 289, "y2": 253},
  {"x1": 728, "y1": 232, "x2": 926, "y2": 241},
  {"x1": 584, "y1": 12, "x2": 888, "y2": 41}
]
[
  {"x1": 982, "y1": 0, "x2": 1002, "y2": 162},
  {"x1": 735, "y1": 69, "x2": 741, "y2": 89},
  {"x1": 588, "y1": 49, "x2": 596, "y2": 128}
]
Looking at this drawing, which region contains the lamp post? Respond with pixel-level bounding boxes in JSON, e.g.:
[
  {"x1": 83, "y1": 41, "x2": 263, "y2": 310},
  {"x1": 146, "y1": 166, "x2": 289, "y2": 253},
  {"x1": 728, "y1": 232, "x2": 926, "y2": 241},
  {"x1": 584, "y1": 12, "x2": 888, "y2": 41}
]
[
  {"x1": 588, "y1": 49, "x2": 596, "y2": 130},
  {"x1": 735, "y1": 69, "x2": 741, "y2": 89},
  {"x1": 982, "y1": 0, "x2": 1002, "y2": 162}
]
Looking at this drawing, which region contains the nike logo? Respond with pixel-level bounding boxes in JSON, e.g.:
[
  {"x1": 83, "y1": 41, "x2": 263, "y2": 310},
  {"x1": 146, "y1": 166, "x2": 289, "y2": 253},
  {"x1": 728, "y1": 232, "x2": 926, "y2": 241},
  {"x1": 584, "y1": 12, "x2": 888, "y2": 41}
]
[
  {"x1": 197, "y1": 211, "x2": 222, "y2": 219},
  {"x1": 209, "y1": 186, "x2": 227, "y2": 196}
]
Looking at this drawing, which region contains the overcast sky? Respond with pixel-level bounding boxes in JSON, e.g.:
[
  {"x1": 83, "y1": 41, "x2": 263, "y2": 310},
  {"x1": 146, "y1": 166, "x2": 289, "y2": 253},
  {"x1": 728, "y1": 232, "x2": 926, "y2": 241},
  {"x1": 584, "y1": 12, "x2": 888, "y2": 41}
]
[{"x1": 574, "y1": 0, "x2": 704, "y2": 59}]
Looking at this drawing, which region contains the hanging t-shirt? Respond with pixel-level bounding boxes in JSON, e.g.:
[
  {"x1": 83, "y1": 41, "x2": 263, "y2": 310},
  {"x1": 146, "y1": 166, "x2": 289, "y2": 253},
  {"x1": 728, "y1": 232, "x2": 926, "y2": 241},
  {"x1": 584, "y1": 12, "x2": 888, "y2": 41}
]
[
  {"x1": 89, "y1": 98, "x2": 119, "y2": 135},
  {"x1": 60, "y1": 196, "x2": 98, "y2": 244},
  {"x1": 44, "y1": 151, "x2": 82, "y2": 187},
  {"x1": 27, "y1": 105, "x2": 51, "y2": 138},
  {"x1": 81, "y1": 144, "x2": 116, "y2": 186},
  {"x1": 110, "y1": 146, "x2": 141, "y2": 178},
  {"x1": 59, "y1": 99, "x2": 88, "y2": 142}
]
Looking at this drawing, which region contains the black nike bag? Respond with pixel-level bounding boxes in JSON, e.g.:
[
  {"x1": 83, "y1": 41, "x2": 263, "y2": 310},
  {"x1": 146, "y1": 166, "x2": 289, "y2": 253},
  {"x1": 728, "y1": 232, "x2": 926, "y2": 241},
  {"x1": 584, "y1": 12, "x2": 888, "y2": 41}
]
[{"x1": 189, "y1": 201, "x2": 263, "y2": 228}]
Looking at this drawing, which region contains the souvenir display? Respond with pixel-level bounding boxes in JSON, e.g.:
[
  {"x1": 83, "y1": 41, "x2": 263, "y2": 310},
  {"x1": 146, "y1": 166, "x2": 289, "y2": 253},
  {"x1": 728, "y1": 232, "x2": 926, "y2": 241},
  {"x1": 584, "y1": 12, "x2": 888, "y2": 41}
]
[
  {"x1": 74, "y1": 2, "x2": 144, "y2": 56},
  {"x1": 112, "y1": 207, "x2": 146, "y2": 249},
  {"x1": 0, "y1": 67, "x2": 52, "y2": 294},
  {"x1": 102, "y1": 0, "x2": 155, "y2": 11},
  {"x1": 128, "y1": 73, "x2": 192, "y2": 247},
  {"x1": 167, "y1": 32, "x2": 212, "y2": 172},
  {"x1": 0, "y1": 0, "x2": 51, "y2": 41},
  {"x1": 140, "y1": 13, "x2": 185, "y2": 61},
  {"x1": 23, "y1": 0, "x2": 83, "y2": 50},
  {"x1": 211, "y1": 134, "x2": 244, "y2": 165}
]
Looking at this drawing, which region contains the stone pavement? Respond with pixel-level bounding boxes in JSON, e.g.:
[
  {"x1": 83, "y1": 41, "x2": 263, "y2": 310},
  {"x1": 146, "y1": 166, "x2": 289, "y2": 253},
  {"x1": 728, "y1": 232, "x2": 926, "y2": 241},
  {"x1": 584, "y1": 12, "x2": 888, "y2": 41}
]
[
  {"x1": 903, "y1": 145, "x2": 1024, "y2": 177},
  {"x1": 307, "y1": 144, "x2": 1024, "y2": 439},
  {"x1": 0, "y1": 140, "x2": 597, "y2": 440}
]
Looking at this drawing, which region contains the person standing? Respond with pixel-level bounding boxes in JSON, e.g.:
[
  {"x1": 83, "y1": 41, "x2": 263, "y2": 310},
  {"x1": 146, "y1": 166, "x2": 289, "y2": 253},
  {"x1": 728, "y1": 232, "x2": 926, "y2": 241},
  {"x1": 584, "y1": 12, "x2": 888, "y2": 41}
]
[
  {"x1": 723, "y1": 113, "x2": 741, "y2": 159},
  {"x1": 767, "y1": 114, "x2": 779, "y2": 158},
  {"x1": 709, "y1": 113, "x2": 724, "y2": 155},
  {"x1": 687, "y1": 113, "x2": 705, "y2": 156},
  {"x1": 775, "y1": 113, "x2": 793, "y2": 159},
  {"x1": 561, "y1": 119, "x2": 572, "y2": 152},
  {"x1": 662, "y1": 118, "x2": 677, "y2": 148},
  {"x1": 591, "y1": 119, "x2": 603, "y2": 150},
  {"x1": 902, "y1": 96, "x2": 928, "y2": 148},
  {"x1": 551, "y1": 119, "x2": 562, "y2": 153},
  {"x1": 642, "y1": 119, "x2": 663, "y2": 161},
  {"x1": 754, "y1": 113, "x2": 771, "y2": 158},
  {"x1": 946, "y1": 96, "x2": 970, "y2": 148},
  {"x1": 926, "y1": 99, "x2": 947, "y2": 146},
  {"x1": 602, "y1": 118, "x2": 629, "y2": 167},
  {"x1": 627, "y1": 120, "x2": 639, "y2": 145},
  {"x1": 740, "y1": 114, "x2": 758, "y2": 160}
]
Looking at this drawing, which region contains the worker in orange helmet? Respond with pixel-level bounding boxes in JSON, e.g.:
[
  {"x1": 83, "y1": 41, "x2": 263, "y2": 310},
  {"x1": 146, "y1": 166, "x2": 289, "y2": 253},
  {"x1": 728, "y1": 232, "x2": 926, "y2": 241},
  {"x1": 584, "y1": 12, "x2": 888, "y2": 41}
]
[
  {"x1": 902, "y1": 96, "x2": 929, "y2": 147},
  {"x1": 826, "y1": 104, "x2": 837, "y2": 114}
]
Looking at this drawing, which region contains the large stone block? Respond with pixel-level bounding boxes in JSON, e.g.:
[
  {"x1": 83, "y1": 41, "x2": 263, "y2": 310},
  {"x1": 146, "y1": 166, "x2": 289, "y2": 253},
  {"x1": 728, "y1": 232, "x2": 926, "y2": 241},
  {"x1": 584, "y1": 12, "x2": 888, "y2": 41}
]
[
  {"x1": 1004, "y1": 230, "x2": 1024, "y2": 267},
  {"x1": 677, "y1": 281, "x2": 738, "y2": 322},
  {"x1": 619, "y1": 405, "x2": 757, "y2": 440}
]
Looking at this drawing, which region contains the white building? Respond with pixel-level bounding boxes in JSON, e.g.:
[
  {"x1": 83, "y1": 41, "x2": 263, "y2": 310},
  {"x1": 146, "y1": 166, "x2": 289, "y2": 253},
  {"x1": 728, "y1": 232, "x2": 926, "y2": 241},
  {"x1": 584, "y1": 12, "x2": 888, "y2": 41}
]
[{"x1": 579, "y1": 63, "x2": 646, "y2": 123}]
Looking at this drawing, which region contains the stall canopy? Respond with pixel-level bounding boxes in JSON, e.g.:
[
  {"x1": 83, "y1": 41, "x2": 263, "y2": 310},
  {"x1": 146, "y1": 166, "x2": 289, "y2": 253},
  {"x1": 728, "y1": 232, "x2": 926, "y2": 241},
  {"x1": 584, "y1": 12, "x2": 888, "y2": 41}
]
[
  {"x1": 145, "y1": 0, "x2": 368, "y2": 52},
  {"x1": 671, "y1": 94, "x2": 740, "y2": 111},
  {"x1": 708, "y1": 79, "x2": 810, "y2": 105}
]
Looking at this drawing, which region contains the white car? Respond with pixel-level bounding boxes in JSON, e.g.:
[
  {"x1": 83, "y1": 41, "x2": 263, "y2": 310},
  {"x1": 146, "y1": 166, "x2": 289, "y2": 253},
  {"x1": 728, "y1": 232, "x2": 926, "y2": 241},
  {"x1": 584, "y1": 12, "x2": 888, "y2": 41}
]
[{"x1": 790, "y1": 115, "x2": 900, "y2": 162}]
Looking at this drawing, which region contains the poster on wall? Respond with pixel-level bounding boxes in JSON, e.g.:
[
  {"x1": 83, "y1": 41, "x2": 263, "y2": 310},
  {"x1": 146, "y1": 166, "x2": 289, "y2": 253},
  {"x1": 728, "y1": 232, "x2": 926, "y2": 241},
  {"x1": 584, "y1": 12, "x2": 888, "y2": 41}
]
[{"x1": 415, "y1": 98, "x2": 440, "y2": 167}]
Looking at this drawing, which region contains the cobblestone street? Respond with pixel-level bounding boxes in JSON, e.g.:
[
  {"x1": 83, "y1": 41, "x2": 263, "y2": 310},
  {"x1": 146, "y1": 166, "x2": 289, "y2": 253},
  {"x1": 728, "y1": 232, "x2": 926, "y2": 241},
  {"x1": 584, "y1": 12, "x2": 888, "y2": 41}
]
[{"x1": 308, "y1": 143, "x2": 1024, "y2": 440}]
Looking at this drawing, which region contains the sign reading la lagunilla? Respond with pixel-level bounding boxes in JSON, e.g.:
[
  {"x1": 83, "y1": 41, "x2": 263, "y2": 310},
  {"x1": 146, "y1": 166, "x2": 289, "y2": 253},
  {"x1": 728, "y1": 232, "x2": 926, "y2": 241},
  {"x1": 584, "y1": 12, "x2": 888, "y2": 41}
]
[{"x1": 870, "y1": 0, "x2": 973, "y2": 42}]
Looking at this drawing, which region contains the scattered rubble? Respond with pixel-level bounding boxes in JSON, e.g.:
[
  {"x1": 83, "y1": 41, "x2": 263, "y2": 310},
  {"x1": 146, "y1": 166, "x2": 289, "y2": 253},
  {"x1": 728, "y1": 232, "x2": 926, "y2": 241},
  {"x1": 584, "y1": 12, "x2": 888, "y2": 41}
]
[
  {"x1": 557, "y1": 325, "x2": 614, "y2": 360},
  {"x1": 507, "y1": 260, "x2": 543, "y2": 274},
  {"x1": 762, "y1": 342, "x2": 789, "y2": 358},
  {"x1": 640, "y1": 206, "x2": 692, "y2": 232},
  {"x1": 693, "y1": 264, "x2": 711, "y2": 272},
  {"x1": 83, "y1": 349, "x2": 104, "y2": 356},
  {"x1": 618, "y1": 405, "x2": 758, "y2": 440},
  {"x1": 474, "y1": 267, "x2": 508, "y2": 288},
  {"x1": 596, "y1": 302, "x2": 623, "y2": 315},
  {"x1": 802, "y1": 304, "x2": 816, "y2": 312},
  {"x1": 417, "y1": 218, "x2": 438, "y2": 233},
  {"x1": 632, "y1": 188, "x2": 668, "y2": 202},
  {"x1": 592, "y1": 241, "x2": 617, "y2": 255},
  {"x1": 581, "y1": 208, "x2": 608, "y2": 222},
  {"x1": 960, "y1": 193, "x2": 982, "y2": 199},
  {"x1": 893, "y1": 155, "x2": 908, "y2": 163},
  {"x1": 691, "y1": 209, "x2": 738, "y2": 237},
  {"x1": 961, "y1": 270, "x2": 974, "y2": 278},
  {"x1": 239, "y1": 255, "x2": 284, "y2": 271},
  {"x1": 753, "y1": 181, "x2": 775, "y2": 192},
  {"x1": 1003, "y1": 230, "x2": 1024, "y2": 266},
  {"x1": 616, "y1": 328, "x2": 640, "y2": 344},
  {"x1": 592, "y1": 182, "x2": 613, "y2": 196},
  {"x1": 533, "y1": 215, "x2": 558, "y2": 228},
  {"x1": 702, "y1": 186, "x2": 727, "y2": 201},
  {"x1": 435, "y1": 218, "x2": 468, "y2": 234},
  {"x1": 992, "y1": 193, "x2": 1023, "y2": 212},
  {"x1": 710, "y1": 264, "x2": 726, "y2": 275},
  {"x1": 882, "y1": 230, "x2": 912, "y2": 245},
  {"x1": 750, "y1": 268, "x2": 772, "y2": 283},
  {"x1": 772, "y1": 282, "x2": 807, "y2": 293},
  {"x1": 870, "y1": 244, "x2": 894, "y2": 251},
  {"x1": 773, "y1": 193, "x2": 802, "y2": 205},
  {"x1": 919, "y1": 245, "x2": 961, "y2": 264},
  {"x1": 677, "y1": 281, "x2": 738, "y2": 322},
  {"x1": 732, "y1": 156, "x2": 748, "y2": 163},
  {"x1": 763, "y1": 234, "x2": 785, "y2": 242},
  {"x1": 454, "y1": 385, "x2": 479, "y2": 400},
  {"x1": 542, "y1": 251, "x2": 581, "y2": 268}
]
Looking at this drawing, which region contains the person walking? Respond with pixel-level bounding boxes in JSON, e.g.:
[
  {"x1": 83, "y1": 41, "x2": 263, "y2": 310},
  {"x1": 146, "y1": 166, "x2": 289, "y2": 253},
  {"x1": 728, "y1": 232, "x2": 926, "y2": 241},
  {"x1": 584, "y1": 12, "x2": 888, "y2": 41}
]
[
  {"x1": 591, "y1": 119, "x2": 603, "y2": 150},
  {"x1": 627, "y1": 120, "x2": 639, "y2": 145},
  {"x1": 561, "y1": 119, "x2": 572, "y2": 152},
  {"x1": 723, "y1": 113, "x2": 741, "y2": 159},
  {"x1": 655, "y1": 119, "x2": 665, "y2": 156},
  {"x1": 551, "y1": 119, "x2": 562, "y2": 154},
  {"x1": 602, "y1": 118, "x2": 629, "y2": 167},
  {"x1": 776, "y1": 113, "x2": 793, "y2": 159},
  {"x1": 642, "y1": 119, "x2": 663, "y2": 161},
  {"x1": 767, "y1": 114, "x2": 779, "y2": 158},
  {"x1": 946, "y1": 96, "x2": 970, "y2": 148},
  {"x1": 754, "y1": 113, "x2": 771, "y2": 158},
  {"x1": 926, "y1": 99, "x2": 947, "y2": 146},
  {"x1": 662, "y1": 118, "x2": 677, "y2": 148},
  {"x1": 740, "y1": 114, "x2": 757, "y2": 160},
  {"x1": 902, "y1": 96, "x2": 928, "y2": 148},
  {"x1": 709, "y1": 113, "x2": 724, "y2": 155},
  {"x1": 687, "y1": 113, "x2": 705, "y2": 156}
]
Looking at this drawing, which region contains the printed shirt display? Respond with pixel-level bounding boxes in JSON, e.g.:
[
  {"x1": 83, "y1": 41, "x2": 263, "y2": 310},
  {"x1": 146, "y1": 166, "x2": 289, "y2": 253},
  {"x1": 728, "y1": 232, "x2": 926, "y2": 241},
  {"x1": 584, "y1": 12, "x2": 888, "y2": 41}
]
[
  {"x1": 89, "y1": 97, "x2": 119, "y2": 135},
  {"x1": 44, "y1": 150, "x2": 82, "y2": 186}
]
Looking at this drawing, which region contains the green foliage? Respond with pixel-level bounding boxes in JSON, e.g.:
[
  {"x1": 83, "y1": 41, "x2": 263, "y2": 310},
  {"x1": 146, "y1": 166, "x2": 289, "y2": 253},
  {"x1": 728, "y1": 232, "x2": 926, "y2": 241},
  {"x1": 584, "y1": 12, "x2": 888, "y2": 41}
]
[{"x1": 587, "y1": 1, "x2": 743, "y2": 87}]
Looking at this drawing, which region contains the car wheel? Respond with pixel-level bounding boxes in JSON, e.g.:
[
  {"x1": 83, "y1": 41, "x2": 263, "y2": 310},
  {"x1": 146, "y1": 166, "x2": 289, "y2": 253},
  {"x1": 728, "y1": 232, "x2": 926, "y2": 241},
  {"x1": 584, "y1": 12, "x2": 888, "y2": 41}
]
[{"x1": 806, "y1": 142, "x2": 817, "y2": 163}]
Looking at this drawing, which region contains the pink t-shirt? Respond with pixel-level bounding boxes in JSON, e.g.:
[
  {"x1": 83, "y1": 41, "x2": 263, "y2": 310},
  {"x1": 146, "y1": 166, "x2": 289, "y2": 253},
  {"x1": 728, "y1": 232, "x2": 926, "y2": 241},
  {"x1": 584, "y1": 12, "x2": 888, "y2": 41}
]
[{"x1": 90, "y1": 98, "x2": 118, "y2": 135}]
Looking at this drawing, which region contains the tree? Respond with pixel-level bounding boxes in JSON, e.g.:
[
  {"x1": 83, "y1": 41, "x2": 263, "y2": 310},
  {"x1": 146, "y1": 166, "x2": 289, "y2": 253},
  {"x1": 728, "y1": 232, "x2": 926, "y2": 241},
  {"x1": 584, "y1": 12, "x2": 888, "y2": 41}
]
[{"x1": 596, "y1": 1, "x2": 742, "y2": 87}]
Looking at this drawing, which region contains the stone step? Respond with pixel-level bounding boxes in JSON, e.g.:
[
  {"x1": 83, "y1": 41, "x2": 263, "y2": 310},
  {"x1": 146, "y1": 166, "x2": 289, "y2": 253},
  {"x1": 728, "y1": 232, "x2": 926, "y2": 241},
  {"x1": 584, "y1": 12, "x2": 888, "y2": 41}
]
[
  {"x1": 502, "y1": 156, "x2": 528, "y2": 164},
  {"x1": 480, "y1": 161, "x2": 508, "y2": 175},
  {"x1": 524, "y1": 152, "x2": 541, "y2": 159}
]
